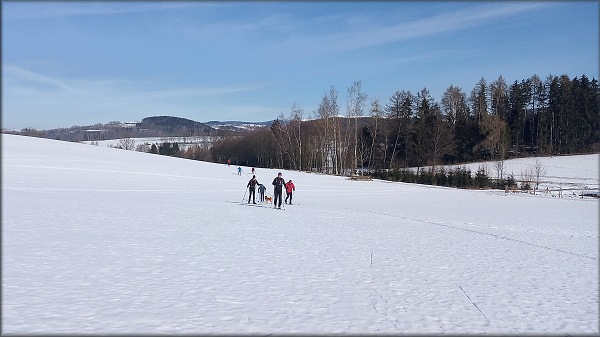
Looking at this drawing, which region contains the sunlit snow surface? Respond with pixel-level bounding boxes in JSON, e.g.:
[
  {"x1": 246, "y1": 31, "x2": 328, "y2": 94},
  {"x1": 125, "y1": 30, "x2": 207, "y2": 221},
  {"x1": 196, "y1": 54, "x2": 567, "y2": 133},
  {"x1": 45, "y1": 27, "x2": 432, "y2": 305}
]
[{"x1": 2, "y1": 134, "x2": 598, "y2": 334}]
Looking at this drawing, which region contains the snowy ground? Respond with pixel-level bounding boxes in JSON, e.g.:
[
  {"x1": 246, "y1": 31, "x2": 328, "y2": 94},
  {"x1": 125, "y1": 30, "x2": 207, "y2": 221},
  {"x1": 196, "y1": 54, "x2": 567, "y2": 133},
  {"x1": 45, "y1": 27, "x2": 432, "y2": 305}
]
[{"x1": 2, "y1": 134, "x2": 598, "y2": 335}]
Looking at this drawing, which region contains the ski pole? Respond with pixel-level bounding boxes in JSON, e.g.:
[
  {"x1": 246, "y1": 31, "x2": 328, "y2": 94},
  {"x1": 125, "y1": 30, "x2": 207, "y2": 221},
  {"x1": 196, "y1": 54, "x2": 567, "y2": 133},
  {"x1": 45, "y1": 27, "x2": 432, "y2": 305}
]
[{"x1": 241, "y1": 187, "x2": 248, "y2": 203}]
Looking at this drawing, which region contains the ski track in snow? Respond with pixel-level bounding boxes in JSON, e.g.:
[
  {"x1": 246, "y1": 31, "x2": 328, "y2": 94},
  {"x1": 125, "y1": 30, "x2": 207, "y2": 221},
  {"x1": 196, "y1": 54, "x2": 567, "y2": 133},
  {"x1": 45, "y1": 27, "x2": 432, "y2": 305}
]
[
  {"x1": 327, "y1": 205, "x2": 598, "y2": 261},
  {"x1": 2, "y1": 135, "x2": 598, "y2": 334}
]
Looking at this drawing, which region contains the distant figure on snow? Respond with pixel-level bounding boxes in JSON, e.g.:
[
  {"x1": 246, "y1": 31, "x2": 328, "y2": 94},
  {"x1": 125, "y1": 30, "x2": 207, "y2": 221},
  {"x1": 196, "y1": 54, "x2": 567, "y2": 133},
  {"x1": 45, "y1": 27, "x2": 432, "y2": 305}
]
[
  {"x1": 237, "y1": 166, "x2": 242, "y2": 175},
  {"x1": 227, "y1": 159, "x2": 231, "y2": 166},
  {"x1": 247, "y1": 175, "x2": 259, "y2": 204},
  {"x1": 252, "y1": 167, "x2": 255, "y2": 174},
  {"x1": 285, "y1": 180, "x2": 296, "y2": 204},
  {"x1": 257, "y1": 183, "x2": 266, "y2": 202},
  {"x1": 272, "y1": 172, "x2": 285, "y2": 209}
]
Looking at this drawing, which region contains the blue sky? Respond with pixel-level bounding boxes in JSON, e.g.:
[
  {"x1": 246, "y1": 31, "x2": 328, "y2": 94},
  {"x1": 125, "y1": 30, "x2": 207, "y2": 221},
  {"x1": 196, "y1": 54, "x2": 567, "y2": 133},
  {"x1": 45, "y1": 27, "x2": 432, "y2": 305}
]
[{"x1": 2, "y1": 1, "x2": 598, "y2": 130}]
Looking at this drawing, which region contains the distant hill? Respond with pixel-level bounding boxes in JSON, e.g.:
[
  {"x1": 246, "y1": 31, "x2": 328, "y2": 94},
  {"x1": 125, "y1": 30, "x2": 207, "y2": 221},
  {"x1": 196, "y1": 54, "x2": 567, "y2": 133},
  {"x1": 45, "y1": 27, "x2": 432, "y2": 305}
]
[
  {"x1": 139, "y1": 116, "x2": 214, "y2": 135},
  {"x1": 5, "y1": 116, "x2": 273, "y2": 142}
]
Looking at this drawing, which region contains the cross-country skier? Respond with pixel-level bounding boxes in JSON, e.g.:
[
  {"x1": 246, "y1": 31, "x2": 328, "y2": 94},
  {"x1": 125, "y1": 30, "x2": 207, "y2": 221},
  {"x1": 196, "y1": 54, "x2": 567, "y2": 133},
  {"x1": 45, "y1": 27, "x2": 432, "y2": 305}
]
[
  {"x1": 257, "y1": 183, "x2": 266, "y2": 202},
  {"x1": 272, "y1": 172, "x2": 285, "y2": 209},
  {"x1": 237, "y1": 166, "x2": 242, "y2": 175},
  {"x1": 247, "y1": 175, "x2": 259, "y2": 204},
  {"x1": 285, "y1": 180, "x2": 295, "y2": 204}
]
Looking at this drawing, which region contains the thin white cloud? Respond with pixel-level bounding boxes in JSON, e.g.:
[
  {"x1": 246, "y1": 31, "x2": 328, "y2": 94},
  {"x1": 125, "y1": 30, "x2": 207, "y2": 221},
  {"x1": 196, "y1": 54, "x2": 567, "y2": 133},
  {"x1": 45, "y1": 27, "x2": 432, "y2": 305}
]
[
  {"x1": 276, "y1": 3, "x2": 556, "y2": 55},
  {"x1": 4, "y1": 65, "x2": 85, "y2": 94},
  {"x1": 4, "y1": 65, "x2": 271, "y2": 99},
  {"x1": 3, "y1": 2, "x2": 220, "y2": 21},
  {"x1": 180, "y1": 13, "x2": 293, "y2": 43},
  {"x1": 3, "y1": 64, "x2": 277, "y2": 128}
]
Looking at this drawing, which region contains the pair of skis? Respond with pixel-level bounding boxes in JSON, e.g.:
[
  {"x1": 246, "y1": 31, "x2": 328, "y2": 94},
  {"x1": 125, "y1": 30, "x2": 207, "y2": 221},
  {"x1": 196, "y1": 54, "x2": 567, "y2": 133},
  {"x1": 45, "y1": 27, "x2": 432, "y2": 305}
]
[{"x1": 240, "y1": 202, "x2": 285, "y2": 210}]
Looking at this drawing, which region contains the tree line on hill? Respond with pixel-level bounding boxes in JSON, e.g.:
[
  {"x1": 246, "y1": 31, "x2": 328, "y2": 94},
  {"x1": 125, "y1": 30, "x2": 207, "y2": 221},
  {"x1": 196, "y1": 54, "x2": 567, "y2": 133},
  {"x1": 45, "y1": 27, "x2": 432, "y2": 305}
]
[
  {"x1": 9, "y1": 116, "x2": 223, "y2": 142},
  {"x1": 19, "y1": 72, "x2": 593, "y2": 190},
  {"x1": 208, "y1": 73, "x2": 598, "y2": 178}
]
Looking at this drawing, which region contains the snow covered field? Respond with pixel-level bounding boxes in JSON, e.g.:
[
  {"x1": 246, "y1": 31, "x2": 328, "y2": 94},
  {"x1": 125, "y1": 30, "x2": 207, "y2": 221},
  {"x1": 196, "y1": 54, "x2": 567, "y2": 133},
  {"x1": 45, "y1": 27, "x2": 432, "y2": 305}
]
[
  {"x1": 82, "y1": 136, "x2": 215, "y2": 150},
  {"x1": 438, "y1": 155, "x2": 599, "y2": 196},
  {"x1": 2, "y1": 134, "x2": 598, "y2": 334}
]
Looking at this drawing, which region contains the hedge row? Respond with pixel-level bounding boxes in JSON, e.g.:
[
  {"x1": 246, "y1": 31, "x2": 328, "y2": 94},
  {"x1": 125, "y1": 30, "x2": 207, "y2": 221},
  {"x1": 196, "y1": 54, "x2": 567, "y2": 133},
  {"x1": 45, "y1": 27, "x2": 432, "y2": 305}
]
[{"x1": 372, "y1": 167, "x2": 517, "y2": 190}]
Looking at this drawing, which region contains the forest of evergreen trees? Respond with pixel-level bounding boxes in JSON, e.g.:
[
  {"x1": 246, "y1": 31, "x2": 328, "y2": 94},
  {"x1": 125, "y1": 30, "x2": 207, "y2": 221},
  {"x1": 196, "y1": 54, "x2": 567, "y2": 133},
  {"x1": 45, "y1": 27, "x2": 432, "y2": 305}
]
[{"x1": 209, "y1": 73, "x2": 599, "y2": 176}]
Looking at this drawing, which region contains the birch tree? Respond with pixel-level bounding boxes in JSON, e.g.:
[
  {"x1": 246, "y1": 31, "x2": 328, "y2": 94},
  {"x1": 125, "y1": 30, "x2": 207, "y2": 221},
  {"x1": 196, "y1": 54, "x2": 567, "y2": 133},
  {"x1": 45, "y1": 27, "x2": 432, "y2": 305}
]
[
  {"x1": 347, "y1": 80, "x2": 367, "y2": 174},
  {"x1": 368, "y1": 98, "x2": 384, "y2": 170},
  {"x1": 315, "y1": 86, "x2": 341, "y2": 174}
]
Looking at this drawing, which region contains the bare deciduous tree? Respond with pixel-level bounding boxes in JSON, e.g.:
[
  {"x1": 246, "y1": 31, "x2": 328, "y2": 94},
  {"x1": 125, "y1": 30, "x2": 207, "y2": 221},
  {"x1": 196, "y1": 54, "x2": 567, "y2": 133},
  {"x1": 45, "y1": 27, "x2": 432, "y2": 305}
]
[
  {"x1": 272, "y1": 111, "x2": 303, "y2": 170},
  {"x1": 441, "y1": 85, "x2": 468, "y2": 127},
  {"x1": 431, "y1": 106, "x2": 455, "y2": 169},
  {"x1": 315, "y1": 86, "x2": 341, "y2": 174},
  {"x1": 347, "y1": 80, "x2": 367, "y2": 174},
  {"x1": 368, "y1": 98, "x2": 384, "y2": 170},
  {"x1": 119, "y1": 137, "x2": 135, "y2": 150},
  {"x1": 520, "y1": 167, "x2": 534, "y2": 191},
  {"x1": 493, "y1": 160, "x2": 504, "y2": 181},
  {"x1": 533, "y1": 159, "x2": 547, "y2": 194},
  {"x1": 476, "y1": 114, "x2": 509, "y2": 160}
]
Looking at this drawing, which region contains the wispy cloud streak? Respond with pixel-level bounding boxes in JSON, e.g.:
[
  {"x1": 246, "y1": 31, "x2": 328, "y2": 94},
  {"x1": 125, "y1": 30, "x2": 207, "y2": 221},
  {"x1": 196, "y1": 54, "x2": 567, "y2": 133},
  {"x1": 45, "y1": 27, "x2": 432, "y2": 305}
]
[
  {"x1": 275, "y1": 3, "x2": 555, "y2": 55},
  {"x1": 3, "y1": 2, "x2": 215, "y2": 21},
  {"x1": 3, "y1": 64, "x2": 276, "y2": 128},
  {"x1": 4, "y1": 65, "x2": 270, "y2": 99}
]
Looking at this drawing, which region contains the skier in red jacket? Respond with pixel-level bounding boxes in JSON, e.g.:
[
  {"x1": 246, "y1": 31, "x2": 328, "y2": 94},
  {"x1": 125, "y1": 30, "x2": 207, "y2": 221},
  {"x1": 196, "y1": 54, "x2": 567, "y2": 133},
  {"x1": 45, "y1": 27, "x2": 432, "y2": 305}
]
[{"x1": 284, "y1": 180, "x2": 295, "y2": 204}]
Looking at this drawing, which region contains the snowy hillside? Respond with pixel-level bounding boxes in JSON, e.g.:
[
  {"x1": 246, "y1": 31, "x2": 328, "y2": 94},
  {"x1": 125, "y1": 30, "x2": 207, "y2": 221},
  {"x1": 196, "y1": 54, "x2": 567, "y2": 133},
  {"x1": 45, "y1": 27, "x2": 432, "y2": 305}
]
[{"x1": 2, "y1": 134, "x2": 598, "y2": 334}]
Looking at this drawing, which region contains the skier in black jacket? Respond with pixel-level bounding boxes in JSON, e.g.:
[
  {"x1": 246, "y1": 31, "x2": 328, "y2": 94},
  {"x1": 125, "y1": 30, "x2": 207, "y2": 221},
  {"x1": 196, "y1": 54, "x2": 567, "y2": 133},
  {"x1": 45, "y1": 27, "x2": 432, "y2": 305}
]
[
  {"x1": 247, "y1": 175, "x2": 259, "y2": 204},
  {"x1": 272, "y1": 172, "x2": 285, "y2": 209}
]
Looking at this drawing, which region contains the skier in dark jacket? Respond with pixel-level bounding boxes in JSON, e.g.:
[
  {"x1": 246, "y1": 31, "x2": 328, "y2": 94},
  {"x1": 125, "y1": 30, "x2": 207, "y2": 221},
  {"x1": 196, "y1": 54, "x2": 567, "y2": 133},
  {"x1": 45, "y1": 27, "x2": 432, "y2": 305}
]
[
  {"x1": 257, "y1": 183, "x2": 266, "y2": 202},
  {"x1": 247, "y1": 175, "x2": 259, "y2": 204},
  {"x1": 272, "y1": 172, "x2": 285, "y2": 209}
]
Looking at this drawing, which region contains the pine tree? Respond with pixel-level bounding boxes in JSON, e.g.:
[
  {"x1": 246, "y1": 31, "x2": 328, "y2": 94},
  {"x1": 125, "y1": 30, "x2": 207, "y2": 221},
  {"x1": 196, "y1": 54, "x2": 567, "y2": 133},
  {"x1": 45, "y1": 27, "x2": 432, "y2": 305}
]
[
  {"x1": 386, "y1": 90, "x2": 413, "y2": 168},
  {"x1": 414, "y1": 88, "x2": 436, "y2": 167}
]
